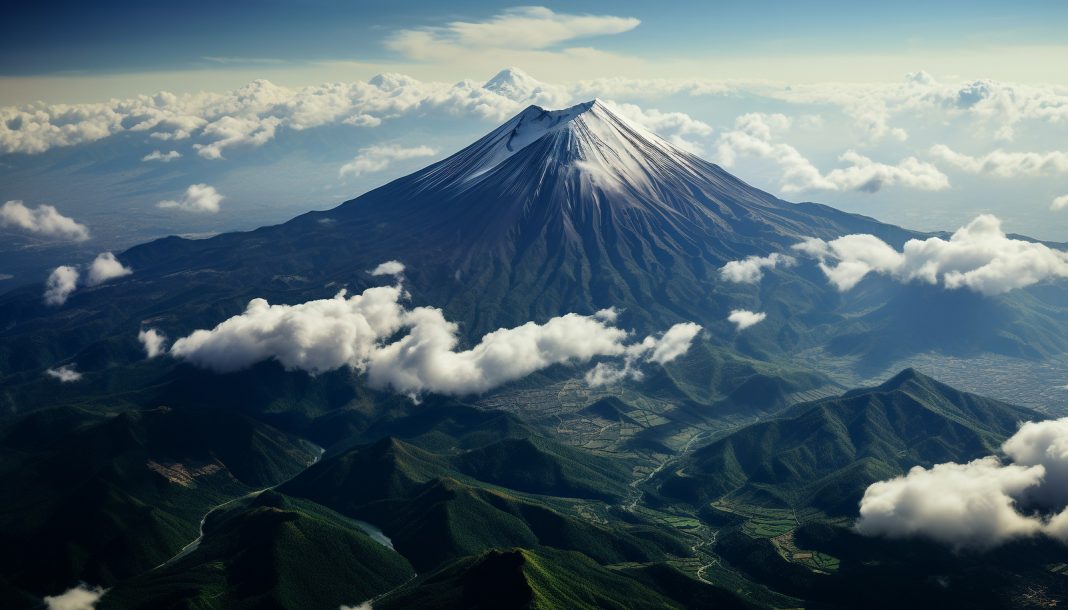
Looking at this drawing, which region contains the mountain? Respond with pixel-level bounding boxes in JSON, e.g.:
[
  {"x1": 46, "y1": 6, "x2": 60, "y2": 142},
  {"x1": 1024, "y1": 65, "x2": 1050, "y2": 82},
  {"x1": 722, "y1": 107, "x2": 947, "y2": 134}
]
[
  {"x1": 279, "y1": 408, "x2": 685, "y2": 572},
  {"x1": 99, "y1": 491, "x2": 415, "y2": 610},
  {"x1": 0, "y1": 406, "x2": 318, "y2": 600},
  {"x1": 375, "y1": 546, "x2": 730, "y2": 610},
  {"x1": 654, "y1": 369, "x2": 1041, "y2": 514},
  {"x1": 0, "y1": 99, "x2": 1063, "y2": 407}
]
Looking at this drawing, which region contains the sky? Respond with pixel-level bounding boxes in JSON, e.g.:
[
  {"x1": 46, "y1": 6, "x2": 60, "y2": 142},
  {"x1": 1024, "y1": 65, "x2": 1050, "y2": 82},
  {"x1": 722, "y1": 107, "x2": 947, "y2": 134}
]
[{"x1": 1, "y1": 1, "x2": 1066, "y2": 288}]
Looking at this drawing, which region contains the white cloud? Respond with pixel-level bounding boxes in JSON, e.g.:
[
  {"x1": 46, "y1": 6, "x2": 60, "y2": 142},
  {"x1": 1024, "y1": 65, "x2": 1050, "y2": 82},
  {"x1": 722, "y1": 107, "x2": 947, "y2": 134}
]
[
  {"x1": 86, "y1": 252, "x2": 132, "y2": 286},
  {"x1": 370, "y1": 260, "x2": 405, "y2": 277},
  {"x1": 1053, "y1": 195, "x2": 1068, "y2": 212},
  {"x1": 44, "y1": 265, "x2": 79, "y2": 305},
  {"x1": 385, "y1": 6, "x2": 640, "y2": 60},
  {"x1": 727, "y1": 309, "x2": 766, "y2": 331},
  {"x1": 141, "y1": 149, "x2": 181, "y2": 162},
  {"x1": 44, "y1": 585, "x2": 105, "y2": 610},
  {"x1": 856, "y1": 457, "x2": 1045, "y2": 550},
  {"x1": 158, "y1": 184, "x2": 224, "y2": 213},
  {"x1": 930, "y1": 145, "x2": 1068, "y2": 177},
  {"x1": 584, "y1": 321, "x2": 702, "y2": 387},
  {"x1": 858, "y1": 417, "x2": 1068, "y2": 550},
  {"x1": 340, "y1": 603, "x2": 373, "y2": 610},
  {"x1": 794, "y1": 214, "x2": 1068, "y2": 295},
  {"x1": 720, "y1": 252, "x2": 796, "y2": 283},
  {"x1": 46, "y1": 364, "x2": 83, "y2": 383},
  {"x1": 339, "y1": 145, "x2": 437, "y2": 178},
  {"x1": 138, "y1": 328, "x2": 167, "y2": 359},
  {"x1": 714, "y1": 113, "x2": 947, "y2": 193},
  {"x1": 0, "y1": 200, "x2": 89, "y2": 241},
  {"x1": 168, "y1": 272, "x2": 698, "y2": 399}
]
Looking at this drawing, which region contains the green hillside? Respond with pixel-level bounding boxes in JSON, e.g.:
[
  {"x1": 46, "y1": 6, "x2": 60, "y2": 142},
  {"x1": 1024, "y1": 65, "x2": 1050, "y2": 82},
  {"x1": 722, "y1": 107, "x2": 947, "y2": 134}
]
[
  {"x1": 656, "y1": 368, "x2": 1039, "y2": 514},
  {"x1": 100, "y1": 491, "x2": 415, "y2": 609},
  {"x1": 0, "y1": 406, "x2": 318, "y2": 599}
]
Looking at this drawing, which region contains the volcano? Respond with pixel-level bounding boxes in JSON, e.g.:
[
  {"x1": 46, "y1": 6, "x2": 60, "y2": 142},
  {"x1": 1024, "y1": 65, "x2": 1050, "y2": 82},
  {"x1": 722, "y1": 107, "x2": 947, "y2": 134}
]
[{"x1": 0, "y1": 99, "x2": 1064, "y2": 377}]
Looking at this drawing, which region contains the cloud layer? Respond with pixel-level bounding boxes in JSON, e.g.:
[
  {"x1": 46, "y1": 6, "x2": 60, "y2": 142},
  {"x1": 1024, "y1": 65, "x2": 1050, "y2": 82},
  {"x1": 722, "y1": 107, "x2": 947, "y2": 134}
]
[
  {"x1": 858, "y1": 417, "x2": 1068, "y2": 550},
  {"x1": 167, "y1": 275, "x2": 698, "y2": 398},
  {"x1": 0, "y1": 200, "x2": 89, "y2": 241},
  {"x1": 339, "y1": 145, "x2": 437, "y2": 178},
  {"x1": 715, "y1": 113, "x2": 949, "y2": 193},
  {"x1": 158, "y1": 184, "x2": 224, "y2": 213},
  {"x1": 794, "y1": 214, "x2": 1068, "y2": 294}
]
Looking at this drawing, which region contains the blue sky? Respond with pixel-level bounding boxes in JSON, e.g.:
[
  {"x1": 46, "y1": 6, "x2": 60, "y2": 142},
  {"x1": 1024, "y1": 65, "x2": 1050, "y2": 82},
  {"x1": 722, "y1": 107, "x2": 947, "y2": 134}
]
[{"x1": 4, "y1": 1, "x2": 1067, "y2": 82}]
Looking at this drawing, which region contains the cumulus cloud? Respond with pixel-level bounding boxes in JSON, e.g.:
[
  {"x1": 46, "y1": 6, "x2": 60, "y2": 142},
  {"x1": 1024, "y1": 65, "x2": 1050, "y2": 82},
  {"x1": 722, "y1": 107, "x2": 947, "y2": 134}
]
[
  {"x1": 158, "y1": 184, "x2": 224, "y2": 213},
  {"x1": 339, "y1": 145, "x2": 437, "y2": 178},
  {"x1": 141, "y1": 149, "x2": 181, "y2": 162},
  {"x1": 1053, "y1": 195, "x2": 1068, "y2": 212},
  {"x1": 138, "y1": 328, "x2": 167, "y2": 359},
  {"x1": 370, "y1": 260, "x2": 405, "y2": 277},
  {"x1": 858, "y1": 417, "x2": 1068, "y2": 550},
  {"x1": 584, "y1": 321, "x2": 702, "y2": 387},
  {"x1": 44, "y1": 584, "x2": 106, "y2": 610},
  {"x1": 727, "y1": 309, "x2": 766, "y2": 331},
  {"x1": 0, "y1": 200, "x2": 89, "y2": 241},
  {"x1": 46, "y1": 364, "x2": 83, "y2": 383},
  {"x1": 793, "y1": 214, "x2": 1068, "y2": 295},
  {"x1": 720, "y1": 252, "x2": 796, "y2": 283},
  {"x1": 167, "y1": 272, "x2": 699, "y2": 398},
  {"x1": 714, "y1": 113, "x2": 947, "y2": 193},
  {"x1": 857, "y1": 457, "x2": 1045, "y2": 549},
  {"x1": 86, "y1": 252, "x2": 132, "y2": 286},
  {"x1": 44, "y1": 265, "x2": 80, "y2": 305},
  {"x1": 385, "y1": 6, "x2": 639, "y2": 60},
  {"x1": 930, "y1": 145, "x2": 1068, "y2": 177}
]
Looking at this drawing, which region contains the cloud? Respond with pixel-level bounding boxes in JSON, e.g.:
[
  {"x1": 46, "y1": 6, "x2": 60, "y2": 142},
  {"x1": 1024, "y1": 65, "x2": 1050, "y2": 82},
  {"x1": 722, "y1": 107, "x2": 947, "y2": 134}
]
[
  {"x1": 793, "y1": 214, "x2": 1068, "y2": 295},
  {"x1": 141, "y1": 149, "x2": 181, "y2": 162},
  {"x1": 0, "y1": 200, "x2": 89, "y2": 241},
  {"x1": 720, "y1": 252, "x2": 796, "y2": 283},
  {"x1": 340, "y1": 603, "x2": 373, "y2": 610},
  {"x1": 158, "y1": 184, "x2": 224, "y2": 213},
  {"x1": 370, "y1": 260, "x2": 405, "y2": 277},
  {"x1": 714, "y1": 113, "x2": 947, "y2": 193},
  {"x1": 727, "y1": 309, "x2": 766, "y2": 330},
  {"x1": 44, "y1": 585, "x2": 106, "y2": 610},
  {"x1": 86, "y1": 252, "x2": 132, "y2": 286},
  {"x1": 1053, "y1": 195, "x2": 1068, "y2": 212},
  {"x1": 930, "y1": 145, "x2": 1068, "y2": 177},
  {"x1": 385, "y1": 6, "x2": 640, "y2": 60},
  {"x1": 856, "y1": 457, "x2": 1046, "y2": 550},
  {"x1": 44, "y1": 265, "x2": 79, "y2": 305},
  {"x1": 138, "y1": 328, "x2": 167, "y2": 358},
  {"x1": 339, "y1": 145, "x2": 437, "y2": 178},
  {"x1": 858, "y1": 417, "x2": 1068, "y2": 550},
  {"x1": 584, "y1": 321, "x2": 702, "y2": 387},
  {"x1": 167, "y1": 272, "x2": 698, "y2": 398},
  {"x1": 46, "y1": 364, "x2": 83, "y2": 383}
]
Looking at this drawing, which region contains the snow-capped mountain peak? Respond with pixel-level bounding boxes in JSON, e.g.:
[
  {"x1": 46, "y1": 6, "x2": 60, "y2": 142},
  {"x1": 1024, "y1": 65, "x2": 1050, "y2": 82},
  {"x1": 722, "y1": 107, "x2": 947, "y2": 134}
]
[{"x1": 417, "y1": 99, "x2": 699, "y2": 194}]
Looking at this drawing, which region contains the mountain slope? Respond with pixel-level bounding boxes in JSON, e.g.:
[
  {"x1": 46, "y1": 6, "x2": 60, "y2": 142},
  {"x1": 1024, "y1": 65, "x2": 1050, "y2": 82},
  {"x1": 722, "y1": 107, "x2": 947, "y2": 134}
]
[
  {"x1": 655, "y1": 369, "x2": 1040, "y2": 514},
  {"x1": 0, "y1": 406, "x2": 318, "y2": 599},
  {"x1": 99, "y1": 491, "x2": 415, "y2": 610}
]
